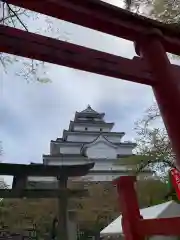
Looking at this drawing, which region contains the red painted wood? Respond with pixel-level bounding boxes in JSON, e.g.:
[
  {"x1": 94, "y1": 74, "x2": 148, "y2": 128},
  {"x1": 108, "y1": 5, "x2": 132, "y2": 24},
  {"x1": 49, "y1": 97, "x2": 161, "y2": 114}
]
[
  {"x1": 138, "y1": 217, "x2": 180, "y2": 236},
  {"x1": 2, "y1": 2, "x2": 180, "y2": 238},
  {"x1": 7, "y1": 0, "x2": 180, "y2": 55},
  {"x1": 2, "y1": 26, "x2": 180, "y2": 85},
  {"x1": 136, "y1": 32, "x2": 180, "y2": 168},
  {"x1": 114, "y1": 176, "x2": 144, "y2": 240},
  {"x1": 169, "y1": 168, "x2": 180, "y2": 200},
  {"x1": 0, "y1": 25, "x2": 154, "y2": 85},
  {"x1": 133, "y1": 56, "x2": 180, "y2": 81},
  {"x1": 116, "y1": 176, "x2": 180, "y2": 238}
]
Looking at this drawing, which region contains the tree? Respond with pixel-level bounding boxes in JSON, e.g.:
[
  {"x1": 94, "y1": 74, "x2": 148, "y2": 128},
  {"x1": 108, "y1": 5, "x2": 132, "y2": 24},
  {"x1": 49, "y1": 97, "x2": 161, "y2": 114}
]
[
  {"x1": 125, "y1": 0, "x2": 180, "y2": 27},
  {"x1": 124, "y1": 0, "x2": 152, "y2": 14},
  {"x1": 115, "y1": 103, "x2": 175, "y2": 206},
  {"x1": 121, "y1": 103, "x2": 175, "y2": 180},
  {"x1": 137, "y1": 178, "x2": 168, "y2": 207},
  {"x1": 0, "y1": 177, "x2": 170, "y2": 236},
  {"x1": 0, "y1": 182, "x2": 119, "y2": 235},
  {"x1": 0, "y1": 2, "x2": 67, "y2": 83},
  {"x1": 0, "y1": 2, "x2": 39, "y2": 81},
  {"x1": 151, "y1": 0, "x2": 180, "y2": 24}
]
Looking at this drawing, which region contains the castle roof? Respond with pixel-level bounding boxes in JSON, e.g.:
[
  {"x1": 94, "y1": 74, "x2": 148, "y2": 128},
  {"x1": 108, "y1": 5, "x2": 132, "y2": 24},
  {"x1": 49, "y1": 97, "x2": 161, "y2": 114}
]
[
  {"x1": 75, "y1": 105, "x2": 105, "y2": 119},
  {"x1": 82, "y1": 135, "x2": 118, "y2": 149},
  {"x1": 68, "y1": 120, "x2": 114, "y2": 131},
  {"x1": 81, "y1": 105, "x2": 99, "y2": 114},
  {"x1": 62, "y1": 130, "x2": 125, "y2": 140},
  {"x1": 51, "y1": 139, "x2": 136, "y2": 148}
]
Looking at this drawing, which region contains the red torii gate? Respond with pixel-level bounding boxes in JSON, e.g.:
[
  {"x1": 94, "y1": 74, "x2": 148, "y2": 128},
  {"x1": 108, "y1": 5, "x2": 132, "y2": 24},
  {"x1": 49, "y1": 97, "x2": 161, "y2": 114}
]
[{"x1": 1, "y1": 0, "x2": 180, "y2": 239}]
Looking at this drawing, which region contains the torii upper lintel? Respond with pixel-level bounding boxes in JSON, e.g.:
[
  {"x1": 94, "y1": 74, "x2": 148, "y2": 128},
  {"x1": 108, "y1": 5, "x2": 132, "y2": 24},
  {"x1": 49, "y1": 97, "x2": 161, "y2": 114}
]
[{"x1": 7, "y1": 0, "x2": 180, "y2": 55}]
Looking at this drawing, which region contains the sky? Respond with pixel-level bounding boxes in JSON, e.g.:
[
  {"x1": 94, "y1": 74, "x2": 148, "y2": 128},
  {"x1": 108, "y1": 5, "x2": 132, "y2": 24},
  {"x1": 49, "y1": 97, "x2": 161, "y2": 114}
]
[{"x1": 0, "y1": 0, "x2": 178, "y2": 185}]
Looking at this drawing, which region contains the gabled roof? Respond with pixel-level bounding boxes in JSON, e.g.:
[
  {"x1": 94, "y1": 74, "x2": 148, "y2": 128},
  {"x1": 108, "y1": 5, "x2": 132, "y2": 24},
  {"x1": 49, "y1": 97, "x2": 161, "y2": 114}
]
[
  {"x1": 75, "y1": 105, "x2": 105, "y2": 119},
  {"x1": 81, "y1": 105, "x2": 99, "y2": 114},
  {"x1": 82, "y1": 135, "x2": 118, "y2": 150},
  {"x1": 73, "y1": 119, "x2": 105, "y2": 124},
  {"x1": 100, "y1": 201, "x2": 175, "y2": 236}
]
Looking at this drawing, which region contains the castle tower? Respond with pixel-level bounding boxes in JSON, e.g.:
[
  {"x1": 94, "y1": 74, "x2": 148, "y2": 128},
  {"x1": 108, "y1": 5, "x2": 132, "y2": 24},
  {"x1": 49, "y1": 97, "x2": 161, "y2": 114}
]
[{"x1": 40, "y1": 105, "x2": 137, "y2": 182}]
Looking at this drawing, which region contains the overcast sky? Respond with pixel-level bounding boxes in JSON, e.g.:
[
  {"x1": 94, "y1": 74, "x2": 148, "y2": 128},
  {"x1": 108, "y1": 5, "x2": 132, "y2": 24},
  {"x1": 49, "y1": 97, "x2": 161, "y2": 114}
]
[{"x1": 1, "y1": 1, "x2": 178, "y2": 185}]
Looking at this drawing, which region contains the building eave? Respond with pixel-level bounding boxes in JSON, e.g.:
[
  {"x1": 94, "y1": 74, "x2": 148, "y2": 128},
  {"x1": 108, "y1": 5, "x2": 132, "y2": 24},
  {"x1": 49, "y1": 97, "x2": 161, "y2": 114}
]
[
  {"x1": 69, "y1": 120, "x2": 114, "y2": 131},
  {"x1": 51, "y1": 140, "x2": 136, "y2": 149},
  {"x1": 43, "y1": 155, "x2": 93, "y2": 165},
  {"x1": 43, "y1": 154, "x2": 87, "y2": 159},
  {"x1": 75, "y1": 111, "x2": 105, "y2": 120},
  {"x1": 63, "y1": 130, "x2": 125, "y2": 140},
  {"x1": 120, "y1": 142, "x2": 137, "y2": 148},
  {"x1": 51, "y1": 140, "x2": 84, "y2": 147},
  {"x1": 56, "y1": 138, "x2": 63, "y2": 142},
  {"x1": 73, "y1": 119, "x2": 105, "y2": 124}
]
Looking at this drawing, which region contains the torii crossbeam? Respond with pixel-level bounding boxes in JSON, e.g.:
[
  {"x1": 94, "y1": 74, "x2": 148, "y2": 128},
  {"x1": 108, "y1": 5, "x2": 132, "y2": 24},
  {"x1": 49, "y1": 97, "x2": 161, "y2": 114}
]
[{"x1": 1, "y1": 1, "x2": 180, "y2": 239}]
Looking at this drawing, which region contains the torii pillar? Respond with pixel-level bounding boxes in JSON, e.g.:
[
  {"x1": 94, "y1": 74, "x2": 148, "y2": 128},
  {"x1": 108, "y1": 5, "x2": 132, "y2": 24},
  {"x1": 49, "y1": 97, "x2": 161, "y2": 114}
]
[{"x1": 135, "y1": 29, "x2": 180, "y2": 169}]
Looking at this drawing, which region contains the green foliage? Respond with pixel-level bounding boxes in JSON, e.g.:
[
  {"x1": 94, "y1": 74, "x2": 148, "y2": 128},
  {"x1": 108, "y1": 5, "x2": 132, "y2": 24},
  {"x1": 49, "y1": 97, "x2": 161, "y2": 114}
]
[
  {"x1": 0, "y1": 178, "x2": 170, "y2": 235},
  {"x1": 152, "y1": 0, "x2": 180, "y2": 24},
  {"x1": 119, "y1": 104, "x2": 175, "y2": 179},
  {"x1": 137, "y1": 178, "x2": 168, "y2": 207},
  {"x1": 116, "y1": 103, "x2": 174, "y2": 207},
  {"x1": 0, "y1": 104, "x2": 172, "y2": 234},
  {"x1": 0, "y1": 183, "x2": 119, "y2": 234}
]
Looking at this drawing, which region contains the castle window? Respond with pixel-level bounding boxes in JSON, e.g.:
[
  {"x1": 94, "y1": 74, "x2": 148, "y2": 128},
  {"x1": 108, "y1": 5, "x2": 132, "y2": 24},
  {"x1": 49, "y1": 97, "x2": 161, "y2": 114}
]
[
  {"x1": 85, "y1": 127, "x2": 88, "y2": 131},
  {"x1": 100, "y1": 128, "x2": 102, "y2": 131}
]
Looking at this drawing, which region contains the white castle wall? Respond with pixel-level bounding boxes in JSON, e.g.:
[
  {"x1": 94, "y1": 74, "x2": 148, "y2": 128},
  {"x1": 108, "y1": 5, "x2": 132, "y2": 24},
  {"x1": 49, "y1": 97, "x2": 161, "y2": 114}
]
[
  {"x1": 116, "y1": 147, "x2": 134, "y2": 155},
  {"x1": 67, "y1": 135, "x2": 98, "y2": 142},
  {"x1": 60, "y1": 146, "x2": 81, "y2": 154},
  {"x1": 86, "y1": 142, "x2": 117, "y2": 159},
  {"x1": 45, "y1": 108, "x2": 137, "y2": 182},
  {"x1": 74, "y1": 125, "x2": 111, "y2": 132}
]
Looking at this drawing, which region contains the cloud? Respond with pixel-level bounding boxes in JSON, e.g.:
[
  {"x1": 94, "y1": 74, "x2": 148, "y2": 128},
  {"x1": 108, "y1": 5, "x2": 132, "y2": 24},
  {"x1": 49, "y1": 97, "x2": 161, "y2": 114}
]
[
  {"x1": 0, "y1": 6, "x2": 156, "y2": 186},
  {"x1": 1, "y1": 63, "x2": 153, "y2": 163}
]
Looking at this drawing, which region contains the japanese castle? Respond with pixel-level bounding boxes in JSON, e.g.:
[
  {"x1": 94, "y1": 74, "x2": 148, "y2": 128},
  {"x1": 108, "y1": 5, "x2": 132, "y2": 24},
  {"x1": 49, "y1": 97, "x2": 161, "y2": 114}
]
[{"x1": 28, "y1": 105, "x2": 148, "y2": 184}]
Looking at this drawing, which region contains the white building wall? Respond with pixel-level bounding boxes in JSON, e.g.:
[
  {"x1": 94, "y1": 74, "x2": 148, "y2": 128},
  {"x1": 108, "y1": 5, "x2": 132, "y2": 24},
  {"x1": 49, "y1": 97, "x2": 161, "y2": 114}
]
[
  {"x1": 74, "y1": 125, "x2": 111, "y2": 132},
  {"x1": 67, "y1": 135, "x2": 97, "y2": 142},
  {"x1": 60, "y1": 146, "x2": 81, "y2": 154},
  {"x1": 50, "y1": 142, "x2": 60, "y2": 155},
  {"x1": 116, "y1": 146, "x2": 134, "y2": 155},
  {"x1": 51, "y1": 143, "x2": 133, "y2": 156},
  {"x1": 86, "y1": 142, "x2": 117, "y2": 159},
  {"x1": 92, "y1": 161, "x2": 127, "y2": 171}
]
